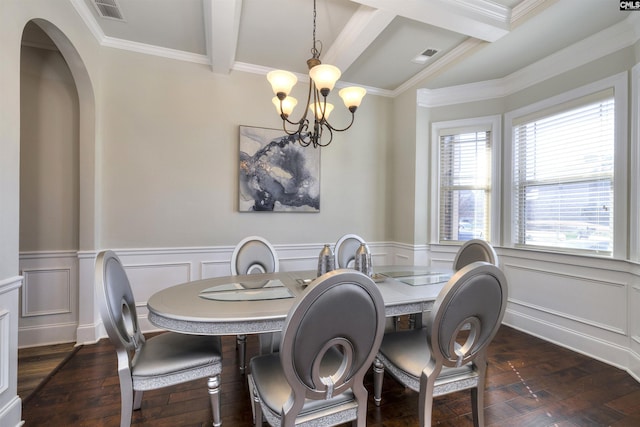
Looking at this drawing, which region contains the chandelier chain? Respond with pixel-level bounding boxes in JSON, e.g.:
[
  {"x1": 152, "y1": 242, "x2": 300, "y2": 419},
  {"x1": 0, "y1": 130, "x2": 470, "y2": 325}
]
[{"x1": 312, "y1": 0, "x2": 319, "y2": 59}]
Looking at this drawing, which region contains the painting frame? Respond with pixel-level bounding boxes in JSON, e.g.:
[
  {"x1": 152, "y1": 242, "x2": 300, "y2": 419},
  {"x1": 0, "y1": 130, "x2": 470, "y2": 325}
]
[{"x1": 238, "y1": 125, "x2": 320, "y2": 212}]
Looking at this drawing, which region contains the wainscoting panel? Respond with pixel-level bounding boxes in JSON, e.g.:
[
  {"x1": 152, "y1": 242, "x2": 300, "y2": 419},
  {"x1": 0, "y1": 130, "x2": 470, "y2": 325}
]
[
  {"x1": 125, "y1": 262, "x2": 192, "y2": 308},
  {"x1": 0, "y1": 310, "x2": 8, "y2": 394},
  {"x1": 18, "y1": 252, "x2": 78, "y2": 347},
  {"x1": 0, "y1": 276, "x2": 22, "y2": 427},
  {"x1": 503, "y1": 263, "x2": 628, "y2": 334},
  {"x1": 22, "y1": 268, "x2": 71, "y2": 317}
]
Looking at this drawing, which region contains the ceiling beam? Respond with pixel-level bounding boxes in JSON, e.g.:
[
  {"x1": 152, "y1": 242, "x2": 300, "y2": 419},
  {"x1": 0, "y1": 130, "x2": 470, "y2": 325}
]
[
  {"x1": 205, "y1": 0, "x2": 242, "y2": 74},
  {"x1": 352, "y1": 0, "x2": 511, "y2": 42},
  {"x1": 322, "y1": 5, "x2": 395, "y2": 73}
]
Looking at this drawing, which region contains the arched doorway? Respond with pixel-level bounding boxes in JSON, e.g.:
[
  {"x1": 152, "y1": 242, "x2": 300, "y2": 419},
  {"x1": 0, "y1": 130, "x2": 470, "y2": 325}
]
[
  {"x1": 17, "y1": 19, "x2": 98, "y2": 348},
  {"x1": 19, "y1": 21, "x2": 80, "y2": 347}
]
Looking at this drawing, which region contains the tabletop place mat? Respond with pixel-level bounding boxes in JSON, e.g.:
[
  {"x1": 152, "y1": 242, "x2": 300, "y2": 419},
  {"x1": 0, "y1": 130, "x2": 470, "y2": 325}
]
[
  {"x1": 199, "y1": 279, "x2": 294, "y2": 301},
  {"x1": 379, "y1": 270, "x2": 445, "y2": 279},
  {"x1": 397, "y1": 274, "x2": 451, "y2": 286}
]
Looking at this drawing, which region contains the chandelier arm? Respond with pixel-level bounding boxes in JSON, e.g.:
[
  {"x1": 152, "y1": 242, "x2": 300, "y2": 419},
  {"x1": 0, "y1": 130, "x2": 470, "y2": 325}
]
[
  {"x1": 315, "y1": 126, "x2": 333, "y2": 147},
  {"x1": 323, "y1": 111, "x2": 356, "y2": 133}
]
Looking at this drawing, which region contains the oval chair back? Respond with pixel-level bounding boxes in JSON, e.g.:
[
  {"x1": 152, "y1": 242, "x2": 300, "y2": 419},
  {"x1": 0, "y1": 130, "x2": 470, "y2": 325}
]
[
  {"x1": 231, "y1": 236, "x2": 279, "y2": 275},
  {"x1": 249, "y1": 269, "x2": 385, "y2": 427},
  {"x1": 452, "y1": 239, "x2": 497, "y2": 271},
  {"x1": 96, "y1": 250, "x2": 144, "y2": 356},
  {"x1": 428, "y1": 261, "x2": 508, "y2": 369},
  {"x1": 334, "y1": 234, "x2": 367, "y2": 268}
]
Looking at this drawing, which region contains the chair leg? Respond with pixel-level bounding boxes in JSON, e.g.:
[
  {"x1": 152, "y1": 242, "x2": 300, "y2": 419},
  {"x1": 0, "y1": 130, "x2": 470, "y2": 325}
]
[
  {"x1": 258, "y1": 332, "x2": 280, "y2": 355},
  {"x1": 237, "y1": 334, "x2": 247, "y2": 373},
  {"x1": 133, "y1": 390, "x2": 143, "y2": 410},
  {"x1": 248, "y1": 374, "x2": 262, "y2": 426},
  {"x1": 352, "y1": 382, "x2": 368, "y2": 427},
  {"x1": 418, "y1": 372, "x2": 438, "y2": 427},
  {"x1": 117, "y1": 369, "x2": 134, "y2": 427},
  {"x1": 208, "y1": 375, "x2": 222, "y2": 427},
  {"x1": 472, "y1": 358, "x2": 488, "y2": 427},
  {"x1": 471, "y1": 388, "x2": 483, "y2": 427},
  {"x1": 373, "y1": 357, "x2": 384, "y2": 407}
]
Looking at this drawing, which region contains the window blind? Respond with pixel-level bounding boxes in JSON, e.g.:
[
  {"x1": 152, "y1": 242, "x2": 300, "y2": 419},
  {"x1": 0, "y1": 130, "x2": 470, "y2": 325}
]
[
  {"x1": 513, "y1": 94, "x2": 614, "y2": 253},
  {"x1": 439, "y1": 131, "x2": 491, "y2": 242}
]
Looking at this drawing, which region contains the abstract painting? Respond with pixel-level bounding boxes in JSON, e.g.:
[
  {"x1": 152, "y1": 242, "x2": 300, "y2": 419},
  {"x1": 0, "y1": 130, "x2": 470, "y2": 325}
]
[{"x1": 239, "y1": 126, "x2": 320, "y2": 212}]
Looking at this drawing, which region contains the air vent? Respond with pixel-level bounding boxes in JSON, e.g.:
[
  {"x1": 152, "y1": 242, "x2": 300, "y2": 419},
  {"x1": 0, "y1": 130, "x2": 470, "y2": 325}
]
[
  {"x1": 93, "y1": 0, "x2": 124, "y2": 21},
  {"x1": 412, "y1": 48, "x2": 439, "y2": 65}
]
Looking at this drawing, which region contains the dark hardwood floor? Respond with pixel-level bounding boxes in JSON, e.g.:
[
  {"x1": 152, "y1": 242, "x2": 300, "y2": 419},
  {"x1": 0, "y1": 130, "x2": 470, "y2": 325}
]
[
  {"x1": 18, "y1": 341, "x2": 77, "y2": 401},
  {"x1": 21, "y1": 325, "x2": 640, "y2": 426}
]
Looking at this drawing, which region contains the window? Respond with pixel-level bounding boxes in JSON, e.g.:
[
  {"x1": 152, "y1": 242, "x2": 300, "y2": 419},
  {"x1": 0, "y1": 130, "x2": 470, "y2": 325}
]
[
  {"x1": 512, "y1": 90, "x2": 614, "y2": 253},
  {"x1": 432, "y1": 117, "x2": 499, "y2": 243}
]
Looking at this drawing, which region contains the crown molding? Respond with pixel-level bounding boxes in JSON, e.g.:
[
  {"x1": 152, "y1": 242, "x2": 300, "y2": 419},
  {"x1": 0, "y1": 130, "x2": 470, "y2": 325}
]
[
  {"x1": 100, "y1": 36, "x2": 209, "y2": 64},
  {"x1": 510, "y1": 0, "x2": 554, "y2": 25},
  {"x1": 395, "y1": 38, "x2": 485, "y2": 98},
  {"x1": 417, "y1": 14, "x2": 640, "y2": 108},
  {"x1": 70, "y1": 0, "x2": 210, "y2": 65},
  {"x1": 70, "y1": 0, "x2": 104, "y2": 43}
]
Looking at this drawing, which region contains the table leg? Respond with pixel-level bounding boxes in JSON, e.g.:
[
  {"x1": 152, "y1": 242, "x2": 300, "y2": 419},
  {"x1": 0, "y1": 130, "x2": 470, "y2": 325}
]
[{"x1": 237, "y1": 334, "x2": 247, "y2": 373}]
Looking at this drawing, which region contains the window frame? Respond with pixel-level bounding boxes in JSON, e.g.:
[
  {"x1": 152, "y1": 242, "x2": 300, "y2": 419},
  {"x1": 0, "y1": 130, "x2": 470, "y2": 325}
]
[
  {"x1": 430, "y1": 115, "x2": 502, "y2": 245},
  {"x1": 504, "y1": 72, "x2": 628, "y2": 258}
]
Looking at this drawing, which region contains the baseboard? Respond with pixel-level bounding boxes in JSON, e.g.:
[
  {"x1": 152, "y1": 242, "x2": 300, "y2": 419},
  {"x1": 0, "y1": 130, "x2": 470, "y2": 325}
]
[
  {"x1": 18, "y1": 322, "x2": 77, "y2": 348},
  {"x1": 76, "y1": 322, "x2": 102, "y2": 346},
  {"x1": 0, "y1": 395, "x2": 23, "y2": 427},
  {"x1": 503, "y1": 309, "x2": 631, "y2": 374}
]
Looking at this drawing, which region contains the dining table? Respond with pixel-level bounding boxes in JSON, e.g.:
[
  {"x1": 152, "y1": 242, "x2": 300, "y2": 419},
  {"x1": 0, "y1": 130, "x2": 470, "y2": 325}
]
[{"x1": 147, "y1": 265, "x2": 453, "y2": 370}]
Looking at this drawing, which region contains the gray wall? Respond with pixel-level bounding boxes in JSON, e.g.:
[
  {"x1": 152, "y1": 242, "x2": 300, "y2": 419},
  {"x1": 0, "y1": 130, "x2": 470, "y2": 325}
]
[
  {"x1": 98, "y1": 47, "x2": 393, "y2": 248},
  {"x1": 20, "y1": 45, "x2": 79, "y2": 252}
]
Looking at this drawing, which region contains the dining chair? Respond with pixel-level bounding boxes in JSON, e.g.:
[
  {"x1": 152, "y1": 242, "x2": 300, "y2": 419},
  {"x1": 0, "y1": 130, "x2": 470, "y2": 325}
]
[
  {"x1": 231, "y1": 235, "x2": 280, "y2": 275},
  {"x1": 333, "y1": 233, "x2": 367, "y2": 268},
  {"x1": 95, "y1": 250, "x2": 223, "y2": 427},
  {"x1": 412, "y1": 239, "x2": 497, "y2": 329},
  {"x1": 373, "y1": 261, "x2": 508, "y2": 427},
  {"x1": 231, "y1": 236, "x2": 280, "y2": 371},
  {"x1": 333, "y1": 234, "x2": 399, "y2": 331},
  {"x1": 247, "y1": 269, "x2": 386, "y2": 427},
  {"x1": 453, "y1": 239, "x2": 498, "y2": 271}
]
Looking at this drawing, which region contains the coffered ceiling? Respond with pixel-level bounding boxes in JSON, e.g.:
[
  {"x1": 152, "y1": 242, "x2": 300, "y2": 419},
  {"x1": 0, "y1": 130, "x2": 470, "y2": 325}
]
[{"x1": 65, "y1": 0, "x2": 632, "y2": 96}]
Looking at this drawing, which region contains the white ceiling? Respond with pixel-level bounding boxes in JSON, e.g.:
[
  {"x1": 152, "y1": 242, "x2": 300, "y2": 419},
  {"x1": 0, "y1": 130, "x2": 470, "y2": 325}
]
[{"x1": 52, "y1": 0, "x2": 634, "y2": 95}]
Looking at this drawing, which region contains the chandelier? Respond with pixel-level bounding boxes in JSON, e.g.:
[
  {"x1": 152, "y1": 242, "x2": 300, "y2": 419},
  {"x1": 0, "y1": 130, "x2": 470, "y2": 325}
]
[{"x1": 267, "y1": 0, "x2": 367, "y2": 148}]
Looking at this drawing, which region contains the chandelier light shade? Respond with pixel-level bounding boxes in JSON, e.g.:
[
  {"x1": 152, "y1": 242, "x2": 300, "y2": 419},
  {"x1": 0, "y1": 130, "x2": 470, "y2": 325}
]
[
  {"x1": 308, "y1": 64, "x2": 341, "y2": 94},
  {"x1": 267, "y1": 0, "x2": 366, "y2": 148},
  {"x1": 267, "y1": 70, "x2": 298, "y2": 99},
  {"x1": 339, "y1": 87, "x2": 367, "y2": 110},
  {"x1": 310, "y1": 101, "x2": 334, "y2": 120},
  {"x1": 272, "y1": 96, "x2": 298, "y2": 118}
]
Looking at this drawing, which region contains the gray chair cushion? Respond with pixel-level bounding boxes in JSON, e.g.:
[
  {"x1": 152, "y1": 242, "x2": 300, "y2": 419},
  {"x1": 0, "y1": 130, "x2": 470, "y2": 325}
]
[
  {"x1": 250, "y1": 350, "x2": 354, "y2": 417},
  {"x1": 132, "y1": 332, "x2": 222, "y2": 378},
  {"x1": 378, "y1": 329, "x2": 472, "y2": 381}
]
